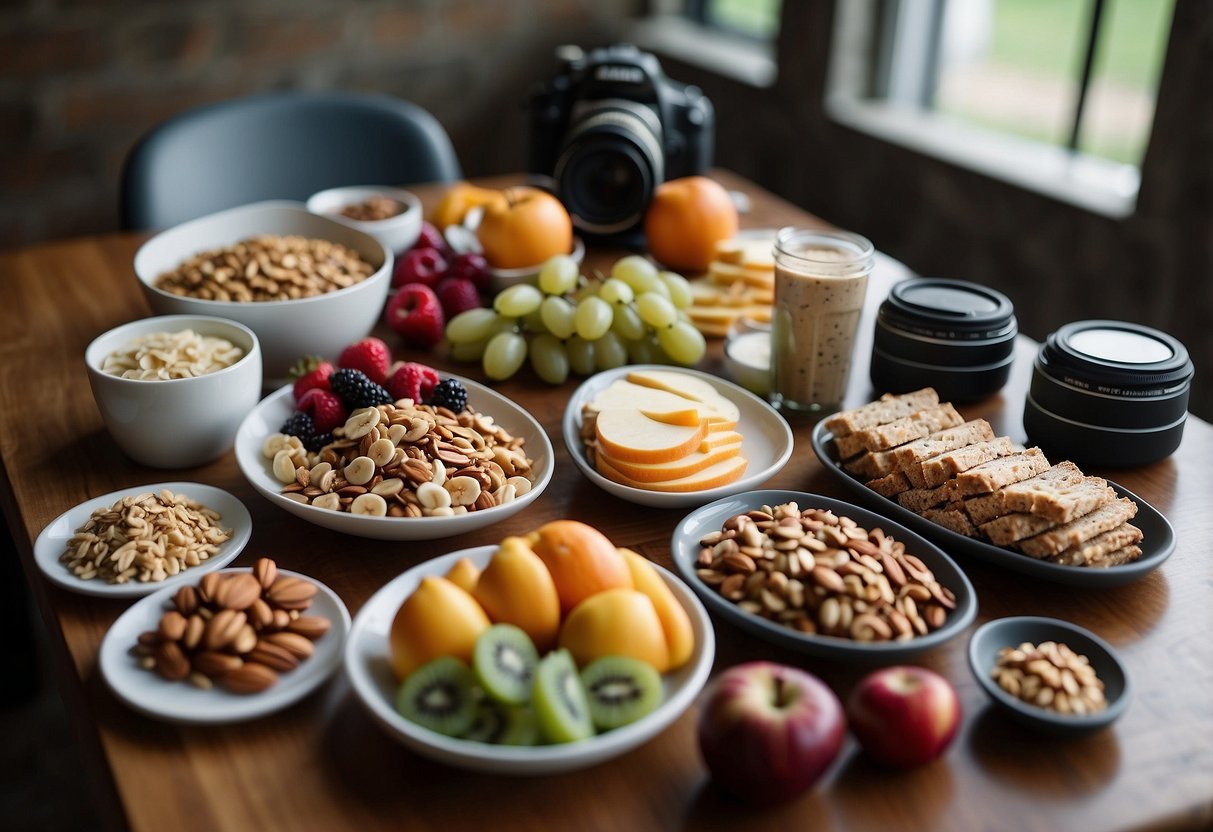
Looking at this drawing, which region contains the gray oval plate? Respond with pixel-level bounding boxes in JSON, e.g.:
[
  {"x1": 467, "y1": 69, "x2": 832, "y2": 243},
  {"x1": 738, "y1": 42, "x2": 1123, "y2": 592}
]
[
  {"x1": 809, "y1": 420, "x2": 1175, "y2": 587},
  {"x1": 671, "y1": 489, "x2": 977, "y2": 662},
  {"x1": 967, "y1": 616, "x2": 1130, "y2": 735}
]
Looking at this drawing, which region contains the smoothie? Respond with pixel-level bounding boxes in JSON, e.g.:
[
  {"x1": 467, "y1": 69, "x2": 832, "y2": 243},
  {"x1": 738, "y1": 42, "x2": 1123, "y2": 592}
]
[{"x1": 770, "y1": 229, "x2": 874, "y2": 415}]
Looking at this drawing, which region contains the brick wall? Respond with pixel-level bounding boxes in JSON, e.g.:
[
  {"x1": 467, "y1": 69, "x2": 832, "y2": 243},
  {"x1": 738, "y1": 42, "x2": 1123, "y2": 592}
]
[{"x1": 0, "y1": 0, "x2": 635, "y2": 246}]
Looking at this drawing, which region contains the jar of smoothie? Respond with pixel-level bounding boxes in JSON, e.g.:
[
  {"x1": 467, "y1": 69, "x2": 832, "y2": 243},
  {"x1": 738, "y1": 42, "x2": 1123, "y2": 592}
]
[{"x1": 770, "y1": 227, "x2": 875, "y2": 416}]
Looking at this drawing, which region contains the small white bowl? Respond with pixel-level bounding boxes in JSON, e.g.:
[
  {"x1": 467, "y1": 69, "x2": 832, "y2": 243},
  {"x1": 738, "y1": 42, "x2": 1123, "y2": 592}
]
[
  {"x1": 344, "y1": 545, "x2": 715, "y2": 774},
  {"x1": 488, "y1": 236, "x2": 585, "y2": 294},
  {"x1": 134, "y1": 201, "x2": 392, "y2": 384},
  {"x1": 305, "y1": 186, "x2": 423, "y2": 255},
  {"x1": 85, "y1": 315, "x2": 262, "y2": 468}
]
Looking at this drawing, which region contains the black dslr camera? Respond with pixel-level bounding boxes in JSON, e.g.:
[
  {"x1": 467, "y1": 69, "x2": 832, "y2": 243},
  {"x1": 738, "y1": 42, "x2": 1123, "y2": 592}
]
[{"x1": 527, "y1": 43, "x2": 714, "y2": 239}]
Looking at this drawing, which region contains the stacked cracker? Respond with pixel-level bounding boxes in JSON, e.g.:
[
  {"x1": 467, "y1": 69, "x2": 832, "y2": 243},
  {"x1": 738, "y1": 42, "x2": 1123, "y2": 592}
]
[
  {"x1": 827, "y1": 388, "x2": 1142, "y2": 568},
  {"x1": 685, "y1": 236, "x2": 775, "y2": 337}
]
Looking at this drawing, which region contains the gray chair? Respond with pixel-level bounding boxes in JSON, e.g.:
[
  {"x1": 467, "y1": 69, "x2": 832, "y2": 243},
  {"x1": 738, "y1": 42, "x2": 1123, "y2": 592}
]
[{"x1": 120, "y1": 90, "x2": 462, "y2": 230}]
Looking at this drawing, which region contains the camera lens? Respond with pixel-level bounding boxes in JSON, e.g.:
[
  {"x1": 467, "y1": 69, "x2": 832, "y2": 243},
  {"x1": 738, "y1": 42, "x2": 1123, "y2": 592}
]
[{"x1": 555, "y1": 106, "x2": 664, "y2": 235}]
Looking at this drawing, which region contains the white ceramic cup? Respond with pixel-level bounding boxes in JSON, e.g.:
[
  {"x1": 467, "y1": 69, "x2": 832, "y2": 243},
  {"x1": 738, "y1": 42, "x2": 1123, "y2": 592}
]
[
  {"x1": 305, "y1": 185, "x2": 423, "y2": 255},
  {"x1": 85, "y1": 315, "x2": 262, "y2": 468}
]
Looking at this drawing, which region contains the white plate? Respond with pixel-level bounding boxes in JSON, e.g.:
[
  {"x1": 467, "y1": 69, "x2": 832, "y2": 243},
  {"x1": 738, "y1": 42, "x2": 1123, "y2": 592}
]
[
  {"x1": 562, "y1": 365, "x2": 794, "y2": 508},
  {"x1": 344, "y1": 545, "x2": 715, "y2": 775},
  {"x1": 33, "y1": 482, "x2": 253, "y2": 598},
  {"x1": 99, "y1": 567, "x2": 350, "y2": 724},
  {"x1": 234, "y1": 376, "x2": 554, "y2": 541}
]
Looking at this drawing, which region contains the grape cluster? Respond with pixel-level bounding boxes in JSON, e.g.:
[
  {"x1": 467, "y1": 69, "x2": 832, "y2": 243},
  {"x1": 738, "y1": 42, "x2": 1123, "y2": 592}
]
[{"x1": 444, "y1": 255, "x2": 706, "y2": 384}]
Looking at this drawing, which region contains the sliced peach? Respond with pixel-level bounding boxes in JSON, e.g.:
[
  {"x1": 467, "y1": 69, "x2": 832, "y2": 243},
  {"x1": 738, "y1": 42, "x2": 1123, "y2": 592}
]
[
  {"x1": 596, "y1": 454, "x2": 748, "y2": 493},
  {"x1": 389, "y1": 576, "x2": 490, "y2": 680},
  {"x1": 526, "y1": 520, "x2": 633, "y2": 615},
  {"x1": 472, "y1": 537, "x2": 561, "y2": 652},
  {"x1": 558, "y1": 588, "x2": 670, "y2": 672},
  {"x1": 597, "y1": 440, "x2": 742, "y2": 483},
  {"x1": 618, "y1": 548, "x2": 695, "y2": 669}
]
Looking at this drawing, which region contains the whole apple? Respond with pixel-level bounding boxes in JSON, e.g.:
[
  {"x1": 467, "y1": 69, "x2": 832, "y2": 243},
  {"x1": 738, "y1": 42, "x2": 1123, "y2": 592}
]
[
  {"x1": 697, "y1": 662, "x2": 845, "y2": 804},
  {"x1": 846, "y1": 665, "x2": 961, "y2": 769}
]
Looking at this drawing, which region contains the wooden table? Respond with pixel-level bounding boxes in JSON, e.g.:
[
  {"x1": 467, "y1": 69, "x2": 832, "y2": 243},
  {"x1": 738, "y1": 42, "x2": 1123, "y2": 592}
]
[{"x1": 2, "y1": 171, "x2": 1211, "y2": 832}]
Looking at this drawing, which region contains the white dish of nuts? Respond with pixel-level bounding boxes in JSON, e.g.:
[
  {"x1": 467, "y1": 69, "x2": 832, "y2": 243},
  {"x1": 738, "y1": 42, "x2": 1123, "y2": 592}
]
[
  {"x1": 33, "y1": 483, "x2": 253, "y2": 598},
  {"x1": 99, "y1": 565, "x2": 350, "y2": 724},
  {"x1": 234, "y1": 380, "x2": 554, "y2": 540},
  {"x1": 671, "y1": 490, "x2": 977, "y2": 661}
]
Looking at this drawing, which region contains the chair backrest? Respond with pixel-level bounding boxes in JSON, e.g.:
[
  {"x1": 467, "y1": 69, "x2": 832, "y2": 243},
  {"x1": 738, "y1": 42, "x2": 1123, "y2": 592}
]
[{"x1": 120, "y1": 91, "x2": 463, "y2": 230}]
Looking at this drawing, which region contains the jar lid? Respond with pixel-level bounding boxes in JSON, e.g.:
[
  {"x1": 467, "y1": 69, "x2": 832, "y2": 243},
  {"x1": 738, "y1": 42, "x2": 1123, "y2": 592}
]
[
  {"x1": 880, "y1": 278, "x2": 1016, "y2": 341},
  {"x1": 1039, "y1": 320, "x2": 1193, "y2": 396}
]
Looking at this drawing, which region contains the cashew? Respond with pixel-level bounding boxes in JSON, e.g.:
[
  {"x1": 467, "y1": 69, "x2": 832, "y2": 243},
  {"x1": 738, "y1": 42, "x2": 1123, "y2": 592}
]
[
  {"x1": 272, "y1": 449, "x2": 298, "y2": 484},
  {"x1": 444, "y1": 476, "x2": 482, "y2": 507}
]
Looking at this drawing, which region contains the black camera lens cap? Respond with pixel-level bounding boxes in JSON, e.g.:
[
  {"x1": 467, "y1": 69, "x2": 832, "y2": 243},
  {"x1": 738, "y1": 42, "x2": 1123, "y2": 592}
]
[
  {"x1": 882, "y1": 278, "x2": 1015, "y2": 341},
  {"x1": 1041, "y1": 320, "x2": 1193, "y2": 393}
]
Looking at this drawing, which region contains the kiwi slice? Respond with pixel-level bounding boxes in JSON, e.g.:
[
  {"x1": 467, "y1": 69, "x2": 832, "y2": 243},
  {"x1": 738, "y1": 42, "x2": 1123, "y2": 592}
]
[
  {"x1": 580, "y1": 656, "x2": 664, "y2": 731},
  {"x1": 462, "y1": 698, "x2": 540, "y2": 746},
  {"x1": 394, "y1": 656, "x2": 478, "y2": 738},
  {"x1": 473, "y1": 624, "x2": 540, "y2": 706},
  {"x1": 532, "y1": 649, "x2": 595, "y2": 743}
]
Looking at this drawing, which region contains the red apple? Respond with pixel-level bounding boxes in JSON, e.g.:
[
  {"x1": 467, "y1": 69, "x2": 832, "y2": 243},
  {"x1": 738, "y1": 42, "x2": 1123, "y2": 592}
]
[
  {"x1": 393, "y1": 247, "x2": 448, "y2": 289},
  {"x1": 846, "y1": 665, "x2": 961, "y2": 769},
  {"x1": 696, "y1": 662, "x2": 846, "y2": 804}
]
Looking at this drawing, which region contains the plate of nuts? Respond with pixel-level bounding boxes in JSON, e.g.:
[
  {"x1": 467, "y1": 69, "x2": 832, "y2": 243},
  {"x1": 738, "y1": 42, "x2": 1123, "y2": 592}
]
[
  {"x1": 967, "y1": 616, "x2": 1130, "y2": 735},
  {"x1": 234, "y1": 376, "x2": 554, "y2": 540},
  {"x1": 33, "y1": 483, "x2": 252, "y2": 598},
  {"x1": 98, "y1": 559, "x2": 350, "y2": 724},
  {"x1": 670, "y1": 490, "x2": 977, "y2": 661}
]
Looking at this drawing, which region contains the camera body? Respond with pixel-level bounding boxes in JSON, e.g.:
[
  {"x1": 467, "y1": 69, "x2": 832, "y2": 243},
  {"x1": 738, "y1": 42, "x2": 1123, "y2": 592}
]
[{"x1": 527, "y1": 43, "x2": 714, "y2": 238}]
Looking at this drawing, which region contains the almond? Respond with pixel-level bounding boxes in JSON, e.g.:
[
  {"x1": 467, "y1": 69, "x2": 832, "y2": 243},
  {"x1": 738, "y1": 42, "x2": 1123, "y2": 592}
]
[
  {"x1": 214, "y1": 573, "x2": 262, "y2": 611},
  {"x1": 198, "y1": 572, "x2": 224, "y2": 604},
  {"x1": 158, "y1": 610, "x2": 188, "y2": 642},
  {"x1": 271, "y1": 609, "x2": 291, "y2": 630},
  {"x1": 254, "y1": 558, "x2": 277, "y2": 590},
  {"x1": 249, "y1": 598, "x2": 274, "y2": 630},
  {"x1": 182, "y1": 614, "x2": 206, "y2": 650},
  {"x1": 264, "y1": 631, "x2": 315, "y2": 660},
  {"x1": 220, "y1": 662, "x2": 279, "y2": 695},
  {"x1": 286, "y1": 616, "x2": 331, "y2": 640},
  {"x1": 233, "y1": 624, "x2": 258, "y2": 654},
  {"x1": 154, "y1": 641, "x2": 190, "y2": 681},
  {"x1": 204, "y1": 609, "x2": 247, "y2": 651},
  {"x1": 248, "y1": 640, "x2": 300, "y2": 672},
  {"x1": 266, "y1": 576, "x2": 317, "y2": 609},
  {"x1": 193, "y1": 651, "x2": 243, "y2": 678},
  {"x1": 172, "y1": 585, "x2": 199, "y2": 616}
]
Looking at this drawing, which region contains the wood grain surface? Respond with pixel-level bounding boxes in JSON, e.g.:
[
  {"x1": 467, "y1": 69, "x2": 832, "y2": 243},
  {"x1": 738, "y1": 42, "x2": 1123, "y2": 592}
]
[{"x1": 1, "y1": 171, "x2": 1210, "y2": 832}]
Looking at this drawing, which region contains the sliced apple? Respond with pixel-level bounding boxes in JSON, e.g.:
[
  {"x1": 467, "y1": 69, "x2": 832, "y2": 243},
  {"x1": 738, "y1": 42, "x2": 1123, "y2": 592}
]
[
  {"x1": 700, "y1": 430, "x2": 744, "y2": 451},
  {"x1": 594, "y1": 408, "x2": 708, "y2": 464},
  {"x1": 597, "y1": 440, "x2": 742, "y2": 483},
  {"x1": 640, "y1": 407, "x2": 703, "y2": 428},
  {"x1": 596, "y1": 454, "x2": 748, "y2": 493},
  {"x1": 624, "y1": 370, "x2": 740, "y2": 419},
  {"x1": 589, "y1": 379, "x2": 738, "y2": 429}
]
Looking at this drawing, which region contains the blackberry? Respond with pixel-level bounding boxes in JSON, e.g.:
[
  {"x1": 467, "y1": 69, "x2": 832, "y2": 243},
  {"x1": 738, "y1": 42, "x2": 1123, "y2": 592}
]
[
  {"x1": 427, "y1": 378, "x2": 468, "y2": 413},
  {"x1": 303, "y1": 432, "x2": 334, "y2": 452},
  {"x1": 329, "y1": 368, "x2": 393, "y2": 410},
  {"x1": 280, "y1": 411, "x2": 314, "y2": 439}
]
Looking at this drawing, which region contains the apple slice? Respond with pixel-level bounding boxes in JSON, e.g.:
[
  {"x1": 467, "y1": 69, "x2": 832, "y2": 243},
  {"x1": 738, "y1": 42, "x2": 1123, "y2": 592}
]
[
  {"x1": 640, "y1": 407, "x2": 703, "y2": 428},
  {"x1": 624, "y1": 370, "x2": 740, "y2": 421},
  {"x1": 700, "y1": 430, "x2": 744, "y2": 451},
  {"x1": 596, "y1": 454, "x2": 748, "y2": 493},
  {"x1": 594, "y1": 408, "x2": 708, "y2": 464},
  {"x1": 589, "y1": 379, "x2": 738, "y2": 430},
  {"x1": 597, "y1": 440, "x2": 743, "y2": 484}
]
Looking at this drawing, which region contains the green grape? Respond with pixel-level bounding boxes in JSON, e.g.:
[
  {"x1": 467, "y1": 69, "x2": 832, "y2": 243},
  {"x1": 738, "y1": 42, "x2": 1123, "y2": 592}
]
[
  {"x1": 537, "y1": 255, "x2": 580, "y2": 295},
  {"x1": 483, "y1": 331, "x2": 528, "y2": 380},
  {"x1": 494, "y1": 284, "x2": 544, "y2": 317},
  {"x1": 522, "y1": 308, "x2": 546, "y2": 333},
  {"x1": 658, "y1": 271, "x2": 693, "y2": 309},
  {"x1": 598, "y1": 277, "x2": 634, "y2": 306},
  {"x1": 574, "y1": 296, "x2": 612, "y2": 340},
  {"x1": 626, "y1": 336, "x2": 663, "y2": 365},
  {"x1": 539, "y1": 296, "x2": 577, "y2": 340},
  {"x1": 594, "y1": 331, "x2": 628, "y2": 371},
  {"x1": 445, "y1": 308, "x2": 499, "y2": 344},
  {"x1": 610, "y1": 304, "x2": 646, "y2": 341},
  {"x1": 611, "y1": 255, "x2": 659, "y2": 290},
  {"x1": 567, "y1": 336, "x2": 597, "y2": 376},
  {"x1": 491, "y1": 315, "x2": 519, "y2": 336},
  {"x1": 571, "y1": 280, "x2": 598, "y2": 303},
  {"x1": 529, "y1": 333, "x2": 570, "y2": 385},
  {"x1": 635, "y1": 292, "x2": 677, "y2": 329},
  {"x1": 676, "y1": 309, "x2": 691, "y2": 323},
  {"x1": 657, "y1": 321, "x2": 707, "y2": 365},
  {"x1": 449, "y1": 338, "x2": 488, "y2": 362}
]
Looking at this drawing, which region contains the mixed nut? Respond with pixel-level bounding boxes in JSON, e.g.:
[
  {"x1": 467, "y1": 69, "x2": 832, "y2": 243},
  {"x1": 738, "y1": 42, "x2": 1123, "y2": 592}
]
[
  {"x1": 132, "y1": 558, "x2": 331, "y2": 694},
  {"x1": 264, "y1": 399, "x2": 534, "y2": 517},
  {"x1": 696, "y1": 501, "x2": 957, "y2": 642},
  {"x1": 992, "y1": 640, "x2": 1107, "y2": 716}
]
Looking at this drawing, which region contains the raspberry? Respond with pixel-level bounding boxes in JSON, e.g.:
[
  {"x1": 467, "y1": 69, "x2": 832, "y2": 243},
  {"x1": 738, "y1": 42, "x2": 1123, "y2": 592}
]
[
  {"x1": 385, "y1": 283, "x2": 445, "y2": 348},
  {"x1": 427, "y1": 378, "x2": 468, "y2": 413},
  {"x1": 280, "y1": 411, "x2": 314, "y2": 440},
  {"x1": 296, "y1": 387, "x2": 348, "y2": 434},
  {"x1": 338, "y1": 337, "x2": 393, "y2": 385},
  {"x1": 436, "y1": 277, "x2": 482, "y2": 320},
  {"x1": 289, "y1": 356, "x2": 334, "y2": 402},
  {"x1": 329, "y1": 368, "x2": 393, "y2": 410},
  {"x1": 386, "y1": 362, "x2": 441, "y2": 402}
]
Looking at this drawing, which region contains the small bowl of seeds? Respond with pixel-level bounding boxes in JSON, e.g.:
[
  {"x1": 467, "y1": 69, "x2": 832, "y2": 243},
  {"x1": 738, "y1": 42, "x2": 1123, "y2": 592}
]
[
  {"x1": 967, "y1": 616, "x2": 1131, "y2": 735},
  {"x1": 306, "y1": 185, "x2": 422, "y2": 255}
]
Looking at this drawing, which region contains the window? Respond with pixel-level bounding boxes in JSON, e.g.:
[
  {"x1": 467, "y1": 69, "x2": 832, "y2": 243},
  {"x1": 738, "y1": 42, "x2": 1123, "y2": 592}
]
[
  {"x1": 828, "y1": 0, "x2": 1176, "y2": 216},
  {"x1": 684, "y1": 0, "x2": 783, "y2": 41},
  {"x1": 630, "y1": 0, "x2": 780, "y2": 87}
]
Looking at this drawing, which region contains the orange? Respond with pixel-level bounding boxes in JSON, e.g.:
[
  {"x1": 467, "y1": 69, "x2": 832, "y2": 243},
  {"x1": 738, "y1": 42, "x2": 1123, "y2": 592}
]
[
  {"x1": 644, "y1": 176, "x2": 739, "y2": 274},
  {"x1": 476, "y1": 187, "x2": 573, "y2": 270}
]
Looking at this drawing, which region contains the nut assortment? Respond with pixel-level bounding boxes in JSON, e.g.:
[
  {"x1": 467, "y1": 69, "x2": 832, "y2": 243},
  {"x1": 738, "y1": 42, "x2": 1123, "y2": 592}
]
[
  {"x1": 100, "y1": 329, "x2": 245, "y2": 380},
  {"x1": 695, "y1": 501, "x2": 957, "y2": 642},
  {"x1": 132, "y1": 558, "x2": 331, "y2": 694},
  {"x1": 154, "y1": 235, "x2": 376, "y2": 302},
  {"x1": 264, "y1": 400, "x2": 534, "y2": 517},
  {"x1": 60, "y1": 489, "x2": 231, "y2": 584},
  {"x1": 339, "y1": 197, "x2": 406, "y2": 222},
  {"x1": 992, "y1": 641, "x2": 1107, "y2": 716}
]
